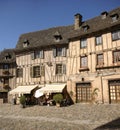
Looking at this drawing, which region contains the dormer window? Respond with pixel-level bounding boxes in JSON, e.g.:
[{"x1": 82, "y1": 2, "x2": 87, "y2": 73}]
[
  {"x1": 110, "y1": 14, "x2": 119, "y2": 22},
  {"x1": 5, "y1": 53, "x2": 11, "y2": 60},
  {"x1": 23, "y1": 39, "x2": 29, "y2": 47},
  {"x1": 82, "y1": 25, "x2": 89, "y2": 32},
  {"x1": 54, "y1": 31, "x2": 62, "y2": 42},
  {"x1": 101, "y1": 11, "x2": 108, "y2": 19}
]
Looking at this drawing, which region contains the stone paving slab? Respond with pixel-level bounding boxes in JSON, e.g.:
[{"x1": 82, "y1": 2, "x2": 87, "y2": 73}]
[{"x1": 0, "y1": 103, "x2": 120, "y2": 130}]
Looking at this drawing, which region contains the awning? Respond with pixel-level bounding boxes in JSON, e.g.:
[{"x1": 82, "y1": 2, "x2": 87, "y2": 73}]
[
  {"x1": 34, "y1": 89, "x2": 44, "y2": 98},
  {"x1": 9, "y1": 85, "x2": 38, "y2": 95},
  {"x1": 38, "y1": 83, "x2": 66, "y2": 94}
]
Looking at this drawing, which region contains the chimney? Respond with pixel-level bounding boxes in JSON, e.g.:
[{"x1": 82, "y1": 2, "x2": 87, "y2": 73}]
[{"x1": 74, "y1": 13, "x2": 82, "y2": 30}]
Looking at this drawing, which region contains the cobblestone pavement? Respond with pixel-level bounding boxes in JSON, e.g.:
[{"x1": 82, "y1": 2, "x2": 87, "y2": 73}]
[{"x1": 0, "y1": 103, "x2": 120, "y2": 130}]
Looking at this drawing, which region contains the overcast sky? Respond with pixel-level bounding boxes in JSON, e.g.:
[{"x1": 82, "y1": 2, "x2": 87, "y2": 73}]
[{"x1": 0, "y1": 0, "x2": 120, "y2": 51}]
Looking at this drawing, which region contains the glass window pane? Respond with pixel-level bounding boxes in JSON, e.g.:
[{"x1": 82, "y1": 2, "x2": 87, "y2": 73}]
[
  {"x1": 80, "y1": 38, "x2": 87, "y2": 48},
  {"x1": 81, "y1": 56, "x2": 87, "y2": 67},
  {"x1": 97, "y1": 54, "x2": 104, "y2": 65},
  {"x1": 113, "y1": 51, "x2": 120, "y2": 63},
  {"x1": 96, "y1": 36, "x2": 102, "y2": 45}
]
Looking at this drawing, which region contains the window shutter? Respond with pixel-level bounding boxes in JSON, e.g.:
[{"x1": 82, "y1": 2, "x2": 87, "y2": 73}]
[
  {"x1": 40, "y1": 65, "x2": 45, "y2": 76},
  {"x1": 30, "y1": 67, "x2": 34, "y2": 78},
  {"x1": 53, "y1": 48, "x2": 56, "y2": 57},
  {"x1": 16, "y1": 68, "x2": 23, "y2": 77},
  {"x1": 62, "y1": 47, "x2": 66, "y2": 57},
  {"x1": 16, "y1": 69, "x2": 19, "y2": 77},
  {"x1": 62, "y1": 64, "x2": 66, "y2": 74},
  {"x1": 40, "y1": 50, "x2": 44, "y2": 59},
  {"x1": 31, "y1": 52, "x2": 35, "y2": 60},
  {"x1": 20, "y1": 68, "x2": 23, "y2": 77}
]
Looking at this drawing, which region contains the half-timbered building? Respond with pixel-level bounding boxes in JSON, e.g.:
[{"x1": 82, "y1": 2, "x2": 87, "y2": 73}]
[
  {"x1": 8, "y1": 7, "x2": 120, "y2": 104},
  {"x1": 0, "y1": 49, "x2": 16, "y2": 103},
  {"x1": 67, "y1": 7, "x2": 120, "y2": 104}
]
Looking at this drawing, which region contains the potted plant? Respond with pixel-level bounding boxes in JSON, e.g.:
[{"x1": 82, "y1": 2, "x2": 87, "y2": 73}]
[
  {"x1": 20, "y1": 95, "x2": 26, "y2": 108},
  {"x1": 53, "y1": 94, "x2": 63, "y2": 107}
]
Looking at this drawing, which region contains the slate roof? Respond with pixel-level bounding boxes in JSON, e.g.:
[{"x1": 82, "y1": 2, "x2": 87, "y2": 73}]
[
  {"x1": 67, "y1": 7, "x2": 120, "y2": 39},
  {"x1": 0, "y1": 49, "x2": 16, "y2": 63},
  {"x1": 15, "y1": 7, "x2": 120, "y2": 52},
  {"x1": 16, "y1": 25, "x2": 74, "y2": 52}
]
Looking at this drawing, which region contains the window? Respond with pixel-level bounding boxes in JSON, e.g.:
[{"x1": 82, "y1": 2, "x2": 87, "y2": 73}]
[
  {"x1": 16, "y1": 68, "x2": 23, "y2": 77},
  {"x1": 5, "y1": 54, "x2": 11, "y2": 60},
  {"x1": 56, "y1": 64, "x2": 66, "y2": 75},
  {"x1": 111, "y1": 14, "x2": 118, "y2": 22},
  {"x1": 31, "y1": 50, "x2": 44, "y2": 60},
  {"x1": 112, "y1": 30, "x2": 120, "y2": 41},
  {"x1": 82, "y1": 25, "x2": 89, "y2": 32},
  {"x1": 23, "y1": 39, "x2": 29, "y2": 48},
  {"x1": 113, "y1": 51, "x2": 120, "y2": 63},
  {"x1": 3, "y1": 64, "x2": 9, "y2": 69},
  {"x1": 57, "y1": 48, "x2": 62, "y2": 56},
  {"x1": 33, "y1": 66, "x2": 40, "y2": 78},
  {"x1": 34, "y1": 51, "x2": 40, "y2": 59},
  {"x1": 81, "y1": 56, "x2": 88, "y2": 68},
  {"x1": 95, "y1": 36, "x2": 102, "y2": 45},
  {"x1": 80, "y1": 38, "x2": 87, "y2": 48},
  {"x1": 97, "y1": 54, "x2": 104, "y2": 66},
  {"x1": 53, "y1": 47, "x2": 66, "y2": 57},
  {"x1": 54, "y1": 31, "x2": 62, "y2": 42},
  {"x1": 101, "y1": 11, "x2": 108, "y2": 19},
  {"x1": 30, "y1": 65, "x2": 45, "y2": 78}
]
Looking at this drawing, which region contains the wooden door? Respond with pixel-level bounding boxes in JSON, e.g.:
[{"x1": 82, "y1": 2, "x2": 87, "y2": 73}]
[
  {"x1": 109, "y1": 80, "x2": 120, "y2": 103},
  {"x1": 76, "y1": 83, "x2": 92, "y2": 103}
]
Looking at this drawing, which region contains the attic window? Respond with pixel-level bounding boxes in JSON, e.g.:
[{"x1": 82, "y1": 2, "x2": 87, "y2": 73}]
[
  {"x1": 101, "y1": 11, "x2": 108, "y2": 19},
  {"x1": 111, "y1": 14, "x2": 119, "y2": 22},
  {"x1": 54, "y1": 31, "x2": 62, "y2": 42},
  {"x1": 23, "y1": 39, "x2": 29, "y2": 47},
  {"x1": 5, "y1": 54, "x2": 11, "y2": 60},
  {"x1": 82, "y1": 25, "x2": 89, "y2": 32}
]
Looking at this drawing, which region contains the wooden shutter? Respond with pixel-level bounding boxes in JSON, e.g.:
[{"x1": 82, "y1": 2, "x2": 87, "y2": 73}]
[
  {"x1": 62, "y1": 64, "x2": 66, "y2": 74},
  {"x1": 40, "y1": 50, "x2": 44, "y2": 59},
  {"x1": 30, "y1": 67, "x2": 34, "y2": 78},
  {"x1": 31, "y1": 52, "x2": 35, "y2": 60},
  {"x1": 53, "y1": 48, "x2": 56, "y2": 57},
  {"x1": 62, "y1": 47, "x2": 66, "y2": 57},
  {"x1": 40, "y1": 65, "x2": 45, "y2": 76}
]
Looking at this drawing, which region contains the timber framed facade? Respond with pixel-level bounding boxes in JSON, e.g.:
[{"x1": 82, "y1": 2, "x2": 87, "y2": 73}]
[
  {"x1": 1, "y1": 7, "x2": 120, "y2": 104},
  {"x1": 0, "y1": 49, "x2": 16, "y2": 103},
  {"x1": 67, "y1": 7, "x2": 120, "y2": 104}
]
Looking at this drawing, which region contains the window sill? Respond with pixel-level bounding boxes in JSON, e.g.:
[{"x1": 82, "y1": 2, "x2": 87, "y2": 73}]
[
  {"x1": 112, "y1": 38, "x2": 120, "y2": 41},
  {"x1": 96, "y1": 65, "x2": 104, "y2": 69},
  {"x1": 79, "y1": 67, "x2": 89, "y2": 72},
  {"x1": 56, "y1": 74, "x2": 65, "y2": 76},
  {"x1": 96, "y1": 43, "x2": 102, "y2": 46},
  {"x1": 96, "y1": 63, "x2": 120, "y2": 70}
]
